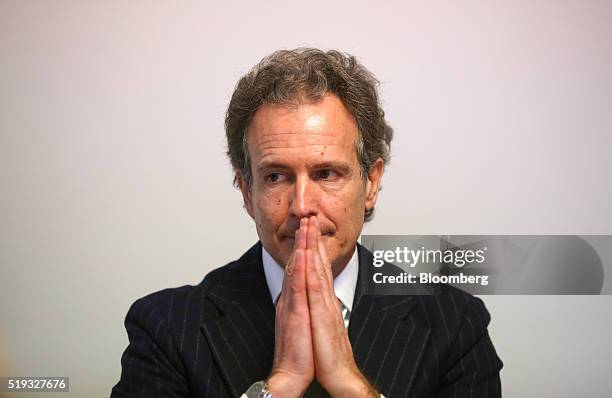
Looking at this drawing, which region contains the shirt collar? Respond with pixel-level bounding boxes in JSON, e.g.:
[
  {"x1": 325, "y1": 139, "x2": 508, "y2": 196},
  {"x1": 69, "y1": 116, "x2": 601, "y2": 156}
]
[{"x1": 262, "y1": 244, "x2": 359, "y2": 312}]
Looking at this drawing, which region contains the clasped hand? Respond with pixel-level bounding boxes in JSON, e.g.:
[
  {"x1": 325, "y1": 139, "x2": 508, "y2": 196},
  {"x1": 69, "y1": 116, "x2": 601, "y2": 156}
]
[{"x1": 267, "y1": 217, "x2": 378, "y2": 398}]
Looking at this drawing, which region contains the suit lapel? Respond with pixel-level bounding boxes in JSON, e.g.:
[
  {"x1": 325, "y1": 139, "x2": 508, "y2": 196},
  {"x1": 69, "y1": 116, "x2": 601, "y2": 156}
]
[
  {"x1": 349, "y1": 244, "x2": 432, "y2": 396},
  {"x1": 201, "y1": 242, "x2": 276, "y2": 397}
]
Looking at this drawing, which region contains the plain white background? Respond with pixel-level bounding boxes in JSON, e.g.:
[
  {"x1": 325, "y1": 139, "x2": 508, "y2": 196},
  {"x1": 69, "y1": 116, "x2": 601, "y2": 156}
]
[{"x1": 1, "y1": 1, "x2": 611, "y2": 397}]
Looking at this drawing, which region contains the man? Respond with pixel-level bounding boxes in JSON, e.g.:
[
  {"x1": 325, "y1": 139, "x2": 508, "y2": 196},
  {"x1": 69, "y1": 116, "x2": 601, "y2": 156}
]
[{"x1": 111, "y1": 48, "x2": 503, "y2": 398}]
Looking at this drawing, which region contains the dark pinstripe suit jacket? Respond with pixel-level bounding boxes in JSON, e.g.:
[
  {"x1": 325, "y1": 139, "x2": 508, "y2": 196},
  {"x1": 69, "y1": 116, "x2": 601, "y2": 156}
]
[{"x1": 111, "y1": 242, "x2": 503, "y2": 397}]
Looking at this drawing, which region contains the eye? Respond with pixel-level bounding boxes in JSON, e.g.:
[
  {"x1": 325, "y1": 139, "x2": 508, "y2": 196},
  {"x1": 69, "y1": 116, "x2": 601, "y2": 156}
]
[
  {"x1": 315, "y1": 169, "x2": 338, "y2": 180},
  {"x1": 265, "y1": 172, "x2": 285, "y2": 183}
]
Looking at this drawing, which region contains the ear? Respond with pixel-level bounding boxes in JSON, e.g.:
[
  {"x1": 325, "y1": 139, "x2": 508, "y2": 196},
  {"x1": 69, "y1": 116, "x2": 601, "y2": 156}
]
[
  {"x1": 364, "y1": 158, "x2": 384, "y2": 213},
  {"x1": 235, "y1": 171, "x2": 255, "y2": 219}
]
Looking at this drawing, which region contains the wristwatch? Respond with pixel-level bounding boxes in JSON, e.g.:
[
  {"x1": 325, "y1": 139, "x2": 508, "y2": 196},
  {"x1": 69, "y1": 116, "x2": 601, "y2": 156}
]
[{"x1": 244, "y1": 380, "x2": 273, "y2": 398}]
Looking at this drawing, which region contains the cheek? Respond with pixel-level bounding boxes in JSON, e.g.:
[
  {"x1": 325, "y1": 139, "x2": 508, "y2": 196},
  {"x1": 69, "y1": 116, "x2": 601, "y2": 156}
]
[
  {"x1": 254, "y1": 192, "x2": 288, "y2": 226},
  {"x1": 321, "y1": 186, "x2": 365, "y2": 226}
]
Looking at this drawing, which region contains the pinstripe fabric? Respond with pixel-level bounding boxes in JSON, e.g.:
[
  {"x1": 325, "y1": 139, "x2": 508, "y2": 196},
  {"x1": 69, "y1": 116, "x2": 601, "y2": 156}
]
[{"x1": 111, "y1": 242, "x2": 503, "y2": 398}]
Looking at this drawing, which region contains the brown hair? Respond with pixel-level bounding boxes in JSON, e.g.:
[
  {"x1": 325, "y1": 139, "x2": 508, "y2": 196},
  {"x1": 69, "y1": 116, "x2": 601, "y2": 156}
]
[{"x1": 225, "y1": 48, "x2": 393, "y2": 221}]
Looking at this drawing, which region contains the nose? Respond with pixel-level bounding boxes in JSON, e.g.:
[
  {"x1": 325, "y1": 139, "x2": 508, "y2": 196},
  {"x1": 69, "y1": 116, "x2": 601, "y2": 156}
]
[{"x1": 287, "y1": 174, "x2": 319, "y2": 220}]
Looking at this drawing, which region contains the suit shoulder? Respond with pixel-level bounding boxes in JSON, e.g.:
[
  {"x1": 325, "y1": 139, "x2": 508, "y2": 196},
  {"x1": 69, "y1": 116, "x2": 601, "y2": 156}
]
[{"x1": 416, "y1": 284, "x2": 492, "y2": 331}]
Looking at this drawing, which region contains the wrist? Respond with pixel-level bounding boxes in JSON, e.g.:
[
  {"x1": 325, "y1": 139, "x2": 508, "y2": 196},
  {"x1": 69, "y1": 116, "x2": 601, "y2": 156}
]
[
  {"x1": 266, "y1": 371, "x2": 309, "y2": 398},
  {"x1": 324, "y1": 368, "x2": 379, "y2": 398}
]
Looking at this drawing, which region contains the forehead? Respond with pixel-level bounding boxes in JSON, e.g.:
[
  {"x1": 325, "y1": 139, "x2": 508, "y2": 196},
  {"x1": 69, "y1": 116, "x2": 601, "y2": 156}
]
[{"x1": 247, "y1": 94, "x2": 359, "y2": 164}]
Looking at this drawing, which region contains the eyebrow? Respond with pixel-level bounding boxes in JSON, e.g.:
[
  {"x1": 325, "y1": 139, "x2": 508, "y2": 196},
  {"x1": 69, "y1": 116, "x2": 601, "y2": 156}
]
[{"x1": 256, "y1": 160, "x2": 352, "y2": 174}]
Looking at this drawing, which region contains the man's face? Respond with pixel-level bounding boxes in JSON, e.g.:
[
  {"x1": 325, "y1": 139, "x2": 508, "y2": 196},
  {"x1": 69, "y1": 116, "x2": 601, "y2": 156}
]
[{"x1": 237, "y1": 94, "x2": 383, "y2": 275}]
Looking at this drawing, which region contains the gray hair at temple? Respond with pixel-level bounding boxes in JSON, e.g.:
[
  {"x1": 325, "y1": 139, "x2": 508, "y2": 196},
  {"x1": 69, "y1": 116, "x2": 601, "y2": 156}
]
[{"x1": 225, "y1": 48, "x2": 393, "y2": 221}]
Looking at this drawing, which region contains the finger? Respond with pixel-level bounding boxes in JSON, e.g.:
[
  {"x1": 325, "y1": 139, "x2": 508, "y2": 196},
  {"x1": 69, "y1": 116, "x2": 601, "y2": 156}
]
[
  {"x1": 306, "y1": 222, "x2": 335, "y2": 307},
  {"x1": 283, "y1": 218, "x2": 307, "y2": 278},
  {"x1": 313, "y1": 217, "x2": 329, "y2": 265},
  {"x1": 309, "y1": 218, "x2": 345, "y2": 321},
  {"x1": 306, "y1": 248, "x2": 345, "y2": 327},
  {"x1": 297, "y1": 217, "x2": 308, "y2": 250},
  {"x1": 280, "y1": 220, "x2": 308, "y2": 308},
  {"x1": 281, "y1": 248, "x2": 308, "y2": 312},
  {"x1": 313, "y1": 217, "x2": 333, "y2": 287},
  {"x1": 283, "y1": 241, "x2": 296, "y2": 278},
  {"x1": 305, "y1": 247, "x2": 328, "y2": 309},
  {"x1": 307, "y1": 217, "x2": 333, "y2": 290}
]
